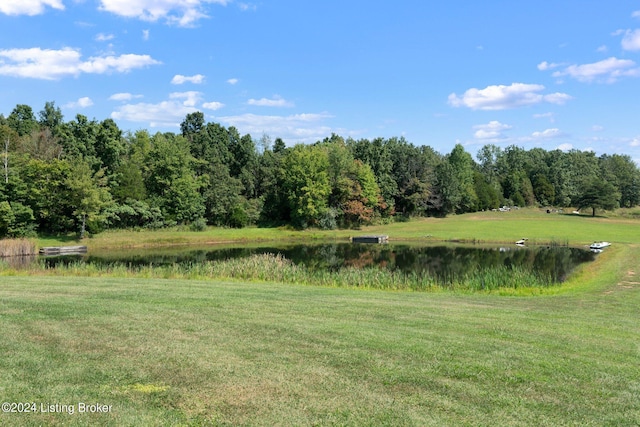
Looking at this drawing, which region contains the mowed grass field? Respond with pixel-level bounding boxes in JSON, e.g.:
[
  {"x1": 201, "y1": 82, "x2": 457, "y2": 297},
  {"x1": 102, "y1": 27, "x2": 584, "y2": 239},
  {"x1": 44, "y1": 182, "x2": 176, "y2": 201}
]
[
  {"x1": 1, "y1": 209, "x2": 639, "y2": 426},
  {"x1": 36, "y1": 207, "x2": 640, "y2": 249}
]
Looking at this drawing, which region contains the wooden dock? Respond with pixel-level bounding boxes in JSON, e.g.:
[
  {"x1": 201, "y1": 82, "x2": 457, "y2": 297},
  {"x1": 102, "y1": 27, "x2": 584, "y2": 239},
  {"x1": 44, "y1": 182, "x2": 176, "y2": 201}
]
[
  {"x1": 39, "y1": 246, "x2": 88, "y2": 255},
  {"x1": 351, "y1": 235, "x2": 389, "y2": 244}
]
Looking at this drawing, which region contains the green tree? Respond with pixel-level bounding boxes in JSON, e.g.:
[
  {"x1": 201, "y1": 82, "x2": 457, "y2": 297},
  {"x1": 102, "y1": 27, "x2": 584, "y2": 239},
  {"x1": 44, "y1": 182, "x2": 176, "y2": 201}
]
[
  {"x1": 7, "y1": 104, "x2": 38, "y2": 137},
  {"x1": 57, "y1": 114, "x2": 100, "y2": 169},
  {"x1": 112, "y1": 130, "x2": 151, "y2": 203},
  {"x1": 474, "y1": 171, "x2": 501, "y2": 210},
  {"x1": 565, "y1": 150, "x2": 600, "y2": 206},
  {"x1": 433, "y1": 162, "x2": 461, "y2": 216},
  {"x1": 388, "y1": 138, "x2": 437, "y2": 216},
  {"x1": 0, "y1": 201, "x2": 14, "y2": 237},
  {"x1": 282, "y1": 144, "x2": 331, "y2": 228},
  {"x1": 179, "y1": 118, "x2": 244, "y2": 226},
  {"x1": 20, "y1": 158, "x2": 75, "y2": 233},
  {"x1": 447, "y1": 144, "x2": 478, "y2": 212},
  {"x1": 317, "y1": 137, "x2": 381, "y2": 227},
  {"x1": 598, "y1": 154, "x2": 640, "y2": 208},
  {"x1": 38, "y1": 101, "x2": 64, "y2": 133},
  {"x1": 180, "y1": 111, "x2": 205, "y2": 140},
  {"x1": 67, "y1": 161, "x2": 113, "y2": 238},
  {"x1": 496, "y1": 146, "x2": 535, "y2": 207},
  {"x1": 347, "y1": 137, "x2": 397, "y2": 216},
  {"x1": 532, "y1": 173, "x2": 555, "y2": 206},
  {"x1": 145, "y1": 133, "x2": 205, "y2": 225},
  {"x1": 340, "y1": 160, "x2": 380, "y2": 227},
  {"x1": 258, "y1": 146, "x2": 288, "y2": 224},
  {"x1": 229, "y1": 130, "x2": 258, "y2": 198},
  {"x1": 273, "y1": 137, "x2": 287, "y2": 154},
  {"x1": 576, "y1": 179, "x2": 620, "y2": 217},
  {"x1": 95, "y1": 118, "x2": 125, "y2": 176}
]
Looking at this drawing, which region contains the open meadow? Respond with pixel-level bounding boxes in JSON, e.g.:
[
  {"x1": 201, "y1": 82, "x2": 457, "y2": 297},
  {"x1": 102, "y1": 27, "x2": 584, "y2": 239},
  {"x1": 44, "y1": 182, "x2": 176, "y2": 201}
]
[
  {"x1": 1, "y1": 209, "x2": 639, "y2": 425},
  {"x1": 36, "y1": 207, "x2": 640, "y2": 250}
]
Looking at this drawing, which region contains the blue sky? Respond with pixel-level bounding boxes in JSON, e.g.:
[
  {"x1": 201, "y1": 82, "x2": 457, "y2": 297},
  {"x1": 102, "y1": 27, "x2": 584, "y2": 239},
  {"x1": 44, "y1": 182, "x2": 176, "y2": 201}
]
[{"x1": 1, "y1": 1, "x2": 640, "y2": 163}]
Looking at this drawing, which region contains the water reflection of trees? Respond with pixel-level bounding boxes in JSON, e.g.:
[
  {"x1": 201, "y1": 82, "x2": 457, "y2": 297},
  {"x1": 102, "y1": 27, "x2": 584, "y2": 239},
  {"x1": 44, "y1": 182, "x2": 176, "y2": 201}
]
[
  {"x1": 276, "y1": 244, "x2": 594, "y2": 283},
  {"x1": 43, "y1": 243, "x2": 595, "y2": 284}
]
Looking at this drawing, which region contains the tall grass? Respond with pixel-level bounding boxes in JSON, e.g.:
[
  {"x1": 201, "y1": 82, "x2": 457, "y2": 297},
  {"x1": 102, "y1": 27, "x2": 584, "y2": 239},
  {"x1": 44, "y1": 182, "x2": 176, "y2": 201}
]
[
  {"x1": 18, "y1": 253, "x2": 554, "y2": 292},
  {"x1": 0, "y1": 238, "x2": 37, "y2": 257}
]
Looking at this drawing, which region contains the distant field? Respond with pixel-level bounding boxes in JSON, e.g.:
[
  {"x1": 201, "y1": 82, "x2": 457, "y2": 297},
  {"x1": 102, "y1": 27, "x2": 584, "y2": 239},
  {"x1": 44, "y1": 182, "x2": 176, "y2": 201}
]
[
  {"x1": 1, "y1": 210, "x2": 637, "y2": 425},
  {"x1": 37, "y1": 207, "x2": 640, "y2": 249}
]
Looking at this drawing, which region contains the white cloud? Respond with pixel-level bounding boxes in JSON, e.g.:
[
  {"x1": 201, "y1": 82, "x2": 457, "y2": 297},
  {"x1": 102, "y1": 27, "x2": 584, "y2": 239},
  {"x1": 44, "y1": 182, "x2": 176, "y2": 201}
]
[
  {"x1": 531, "y1": 128, "x2": 565, "y2": 139},
  {"x1": 591, "y1": 125, "x2": 604, "y2": 132},
  {"x1": 557, "y1": 143, "x2": 573, "y2": 151},
  {"x1": 631, "y1": 137, "x2": 640, "y2": 147},
  {"x1": 169, "y1": 91, "x2": 202, "y2": 107},
  {"x1": 216, "y1": 112, "x2": 334, "y2": 143},
  {"x1": 0, "y1": 47, "x2": 160, "y2": 80},
  {"x1": 238, "y1": 3, "x2": 257, "y2": 11},
  {"x1": 533, "y1": 112, "x2": 555, "y2": 123},
  {"x1": 543, "y1": 92, "x2": 573, "y2": 104},
  {"x1": 142, "y1": 29, "x2": 150, "y2": 40},
  {"x1": 227, "y1": 78, "x2": 239, "y2": 85},
  {"x1": 448, "y1": 83, "x2": 571, "y2": 110},
  {"x1": 202, "y1": 101, "x2": 224, "y2": 110},
  {"x1": 596, "y1": 45, "x2": 608, "y2": 53},
  {"x1": 632, "y1": 11, "x2": 640, "y2": 19},
  {"x1": 0, "y1": 0, "x2": 64, "y2": 16},
  {"x1": 111, "y1": 91, "x2": 225, "y2": 127},
  {"x1": 551, "y1": 57, "x2": 640, "y2": 83},
  {"x1": 98, "y1": 0, "x2": 229, "y2": 27},
  {"x1": 171, "y1": 74, "x2": 205, "y2": 84},
  {"x1": 247, "y1": 95, "x2": 294, "y2": 107},
  {"x1": 95, "y1": 33, "x2": 115, "y2": 42},
  {"x1": 64, "y1": 97, "x2": 94, "y2": 109},
  {"x1": 109, "y1": 92, "x2": 143, "y2": 101},
  {"x1": 537, "y1": 61, "x2": 561, "y2": 71},
  {"x1": 112, "y1": 101, "x2": 197, "y2": 127},
  {"x1": 473, "y1": 121, "x2": 512, "y2": 140},
  {"x1": 621, "y1": 29, "x2": 640, "y2": 51},
  {"x1": 112, "y1": 93, "x2": 203, "y2": 127}
]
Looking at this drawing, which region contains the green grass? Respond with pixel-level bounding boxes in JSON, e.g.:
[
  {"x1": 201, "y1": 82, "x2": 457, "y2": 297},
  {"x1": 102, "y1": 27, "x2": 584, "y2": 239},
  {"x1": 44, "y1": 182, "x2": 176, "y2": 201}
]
[
  {"x1": 0, "y1": 245, "x2": 639, "y2": 425},
  {"x1": 36, "y1": 207, "x2": 640, "y2": 250},
  {"x1": 1, "y1": 210, "x2": 638, "y2": 425}
]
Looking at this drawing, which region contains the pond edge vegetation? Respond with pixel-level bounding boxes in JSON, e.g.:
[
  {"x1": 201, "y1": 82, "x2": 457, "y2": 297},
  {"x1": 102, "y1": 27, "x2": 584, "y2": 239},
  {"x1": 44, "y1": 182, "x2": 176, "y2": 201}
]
[{"x1": 1, "y1": 209, "x2": 633, "y2": 295}]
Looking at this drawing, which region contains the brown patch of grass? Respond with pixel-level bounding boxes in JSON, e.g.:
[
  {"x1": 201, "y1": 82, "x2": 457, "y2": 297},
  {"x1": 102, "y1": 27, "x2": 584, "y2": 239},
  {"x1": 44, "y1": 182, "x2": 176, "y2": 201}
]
[{"x1": 0, "y1": 238, "x2": 37, "y2": 257}]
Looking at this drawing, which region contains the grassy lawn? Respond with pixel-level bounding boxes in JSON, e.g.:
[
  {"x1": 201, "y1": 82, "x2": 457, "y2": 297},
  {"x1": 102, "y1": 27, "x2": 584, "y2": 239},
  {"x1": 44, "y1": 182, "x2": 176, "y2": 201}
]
[
  {"x1": 1, "y1": 210, "x2": 638, "y2": 425},
  {"x1": 36, "y1": 207, "x2": 640, "y2": 250}
]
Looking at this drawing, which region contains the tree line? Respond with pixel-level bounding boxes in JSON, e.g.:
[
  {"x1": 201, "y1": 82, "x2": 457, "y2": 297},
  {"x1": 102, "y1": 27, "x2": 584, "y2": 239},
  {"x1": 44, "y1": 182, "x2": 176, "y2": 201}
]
[{"x1": 1, "y1": 102, "x2": 638, "y2": 238}]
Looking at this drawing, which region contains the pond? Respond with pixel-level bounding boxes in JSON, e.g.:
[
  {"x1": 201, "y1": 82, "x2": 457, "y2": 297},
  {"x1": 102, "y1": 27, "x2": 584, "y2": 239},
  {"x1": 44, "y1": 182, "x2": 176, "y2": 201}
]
[{"x1": 37, "y1": 242, "x2": 596, "y2": 284}]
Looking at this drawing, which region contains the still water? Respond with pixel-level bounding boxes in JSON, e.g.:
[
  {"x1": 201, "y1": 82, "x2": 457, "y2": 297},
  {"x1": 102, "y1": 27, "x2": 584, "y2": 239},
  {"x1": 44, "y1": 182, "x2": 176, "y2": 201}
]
[{"x1": 39, "y1": 242, "x2": 596, "y2": 283}]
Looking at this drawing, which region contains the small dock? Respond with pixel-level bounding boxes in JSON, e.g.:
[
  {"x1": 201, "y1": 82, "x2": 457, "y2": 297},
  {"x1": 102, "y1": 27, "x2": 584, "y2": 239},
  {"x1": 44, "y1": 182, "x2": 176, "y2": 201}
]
[
  {"x1": 351, "y1": 235, "x2": 389, "y2": 244},
  {"x1": 39, "y1": 246, "x2": 88, "y2": 255}
]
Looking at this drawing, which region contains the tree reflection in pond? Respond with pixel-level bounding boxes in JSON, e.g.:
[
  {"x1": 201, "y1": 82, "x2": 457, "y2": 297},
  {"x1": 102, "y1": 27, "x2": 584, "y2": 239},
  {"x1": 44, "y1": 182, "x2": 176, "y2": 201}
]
[{"x1": 42, "y1": 243, "x2": 596, "y2": 284}]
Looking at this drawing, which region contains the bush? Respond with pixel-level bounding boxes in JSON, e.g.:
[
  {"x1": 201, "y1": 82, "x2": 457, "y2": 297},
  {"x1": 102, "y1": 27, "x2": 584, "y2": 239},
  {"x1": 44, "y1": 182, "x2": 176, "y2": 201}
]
[
  {"x1": 228, "y1": 205, "x2": 249, "y2": 228},
  {"x1": 190, "y1": 217, "x2": 208, "y2": 232},
  {"x1": 105, "y1": 200, "x2": 165, "y2": 229},
  {"x1": 0, "y1": 201, "x2": 36, "y2": 238},
  {"x1": 318, "y1": 208, "x2": 339, "y2": 230}
]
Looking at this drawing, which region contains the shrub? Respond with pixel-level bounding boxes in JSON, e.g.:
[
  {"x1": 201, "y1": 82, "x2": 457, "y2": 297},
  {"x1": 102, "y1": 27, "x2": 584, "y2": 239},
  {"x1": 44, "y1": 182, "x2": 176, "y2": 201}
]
[
  {"x1": 189, "y1": 217, "x2": 208, "y2": 232},
  {"x1": 0, "y1": 201, "x2": 36, "y2": 238}
]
